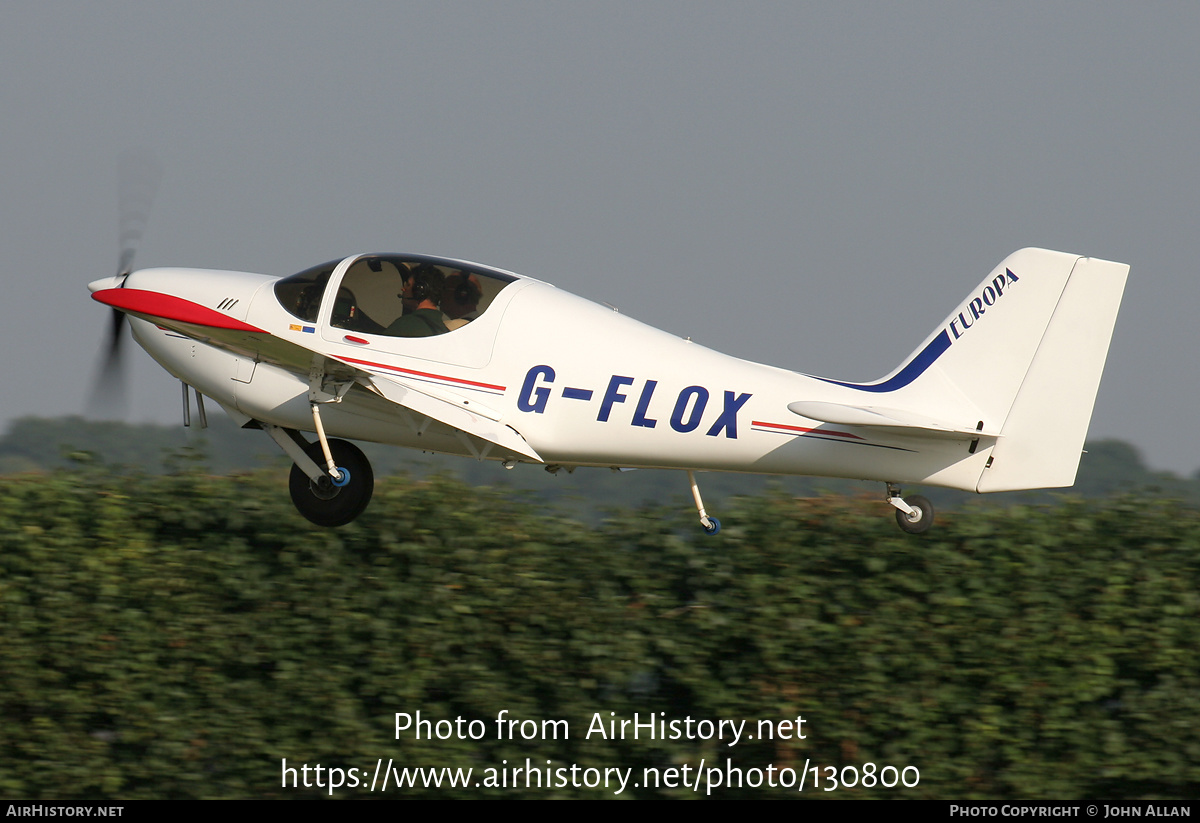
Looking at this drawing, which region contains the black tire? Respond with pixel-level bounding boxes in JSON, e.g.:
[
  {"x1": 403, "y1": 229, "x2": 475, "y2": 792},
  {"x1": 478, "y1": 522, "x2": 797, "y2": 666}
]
[
  {"x1": 895, "y1": 494, "x2": 934, "y2": 534},
  {"x1": 288, "y1": 439, "x2": 374, "y2": 527}
]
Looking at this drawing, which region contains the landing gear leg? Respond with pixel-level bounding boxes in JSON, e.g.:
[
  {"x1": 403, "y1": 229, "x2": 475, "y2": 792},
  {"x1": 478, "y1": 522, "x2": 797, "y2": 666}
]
[
  {"x1": 310, "y1": 402, "x2": 349, "y2": 486},
  {"x1": 688, "y1": 470, "x2": 721, "y2": 535},
  {"x1": 886, "y1": 483, "x2": 933, "y2": 534}
]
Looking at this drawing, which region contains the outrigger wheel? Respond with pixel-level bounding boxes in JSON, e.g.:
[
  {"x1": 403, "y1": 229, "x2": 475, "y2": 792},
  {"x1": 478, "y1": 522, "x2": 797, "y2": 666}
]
[
  {"x1": 894, "y1": 494, "x2": 934, "y2": 535},
  {"x1": 288, "y1": 438, "x2": 374, "y2": 527}
]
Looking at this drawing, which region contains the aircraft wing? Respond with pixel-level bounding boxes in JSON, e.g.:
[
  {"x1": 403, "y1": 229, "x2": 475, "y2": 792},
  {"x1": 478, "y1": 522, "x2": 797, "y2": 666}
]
[
  {"x1": 361, "y1": 373, "x2": 541, "y2": 461},
  {"x1": 92, "y1": 287, "x2": 543, "y2": 462},
  {"x1": 787, "y1": 401, "x2": 1001, "y2": 439}
]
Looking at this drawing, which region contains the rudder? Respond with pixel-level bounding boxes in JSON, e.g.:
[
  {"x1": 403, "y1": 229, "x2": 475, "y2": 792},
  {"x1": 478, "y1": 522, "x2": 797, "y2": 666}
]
[{"x1": 975, "y1": 255, "x2": 1129, "y2": 492}]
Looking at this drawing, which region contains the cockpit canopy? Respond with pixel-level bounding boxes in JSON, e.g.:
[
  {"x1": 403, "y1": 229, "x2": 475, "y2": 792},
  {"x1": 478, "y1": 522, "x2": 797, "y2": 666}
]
[{"x1": 273, "y1": 254, "x2": 518, "y2": 337}]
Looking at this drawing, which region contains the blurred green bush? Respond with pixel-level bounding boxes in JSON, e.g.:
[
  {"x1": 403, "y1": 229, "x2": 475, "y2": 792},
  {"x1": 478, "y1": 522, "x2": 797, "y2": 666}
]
[{"x1": 1, "y1": 468, "x2": 1197, "y2": 799}]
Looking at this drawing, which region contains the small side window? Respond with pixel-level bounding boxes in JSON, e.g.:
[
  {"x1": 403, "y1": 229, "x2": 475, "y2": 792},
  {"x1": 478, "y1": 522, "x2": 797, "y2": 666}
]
[{"x1": 273, "y1": 260, "x2": 339, "y2": 323}]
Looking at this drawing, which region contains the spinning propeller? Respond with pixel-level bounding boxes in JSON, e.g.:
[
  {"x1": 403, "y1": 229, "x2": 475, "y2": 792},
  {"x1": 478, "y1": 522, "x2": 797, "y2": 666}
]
[{"x1": 88, "y1": 150, "x2": 162, "y2": 416}]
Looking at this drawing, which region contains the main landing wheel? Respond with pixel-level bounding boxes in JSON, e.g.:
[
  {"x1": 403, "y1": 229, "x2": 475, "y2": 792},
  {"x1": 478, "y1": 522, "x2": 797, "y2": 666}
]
[
  {"x1": 289, "y1": 439, "x2": 374, "y2": 527},
  {"x1": 895, "y1": 494, "x2": 934, "y2": 535}
]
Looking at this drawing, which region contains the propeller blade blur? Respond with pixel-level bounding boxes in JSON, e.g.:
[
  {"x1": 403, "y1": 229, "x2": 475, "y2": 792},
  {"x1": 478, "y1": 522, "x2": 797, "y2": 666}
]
[
  {"x1": 87, "y1": 149, "x2": 161, "y2": 417},
  {"x1": 117, "y1": 148, "x2": 161, "y2": 276}
]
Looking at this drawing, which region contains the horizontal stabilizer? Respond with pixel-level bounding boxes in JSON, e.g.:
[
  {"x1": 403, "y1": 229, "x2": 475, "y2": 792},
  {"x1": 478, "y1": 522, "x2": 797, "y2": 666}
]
[{"x1": 787, "y1": 401, "x2": 1000, "y2": 439}]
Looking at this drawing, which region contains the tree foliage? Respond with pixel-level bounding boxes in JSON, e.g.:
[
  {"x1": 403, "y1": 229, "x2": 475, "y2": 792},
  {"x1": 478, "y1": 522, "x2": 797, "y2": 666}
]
[{"x1": 1, "y1": 466, "x2": 1198, "y2": 799}]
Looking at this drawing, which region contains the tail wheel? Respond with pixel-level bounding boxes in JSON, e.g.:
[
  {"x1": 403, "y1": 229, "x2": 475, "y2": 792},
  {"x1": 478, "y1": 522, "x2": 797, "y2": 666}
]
[
  {"x1": 288, "y1": 439, "x2": 374, "y2": 527},
  {"x1": 895, "y1": 494, "x2": 934, "y2": 534}
]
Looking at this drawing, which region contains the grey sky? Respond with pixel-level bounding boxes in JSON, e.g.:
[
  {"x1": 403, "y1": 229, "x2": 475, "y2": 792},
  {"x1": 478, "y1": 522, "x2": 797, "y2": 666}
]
[{"x1": 4, "y1": 2, "x2": 1195, "y2": 474}]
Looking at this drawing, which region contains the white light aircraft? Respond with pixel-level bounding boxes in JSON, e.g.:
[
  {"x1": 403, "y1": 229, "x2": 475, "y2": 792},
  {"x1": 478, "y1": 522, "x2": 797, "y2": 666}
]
[{"x1": 89, "y1": 247, "x2": 1128, "y2": 533}]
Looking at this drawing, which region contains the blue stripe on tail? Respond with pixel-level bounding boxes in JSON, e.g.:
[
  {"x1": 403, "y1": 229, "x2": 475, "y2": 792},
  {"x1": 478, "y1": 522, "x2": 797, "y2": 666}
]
[{"x1": 815, "y1": 330, "x2": 951, "y2": 393}]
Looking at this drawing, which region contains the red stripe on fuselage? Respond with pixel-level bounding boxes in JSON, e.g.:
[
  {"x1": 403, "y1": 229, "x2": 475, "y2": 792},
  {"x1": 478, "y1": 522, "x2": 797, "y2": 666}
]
[
  {"x1": 92, "y1": 289, "x2": 266, "y2": 333},
  {"x1": 340, "y1": 356, "x2": 506, "y2": 392},
  {"x1": 751, "y1": 420, "x2": 863, "y2": 439}
]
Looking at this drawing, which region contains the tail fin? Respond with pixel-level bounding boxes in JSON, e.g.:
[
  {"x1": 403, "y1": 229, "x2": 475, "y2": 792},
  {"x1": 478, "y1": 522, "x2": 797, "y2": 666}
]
[
  {"x1": 973, "y1": 252, "x2": 1128, "y2": 491},
  {"x1": 812, "y1": 248, "x2": 1128, "y2": 491}
]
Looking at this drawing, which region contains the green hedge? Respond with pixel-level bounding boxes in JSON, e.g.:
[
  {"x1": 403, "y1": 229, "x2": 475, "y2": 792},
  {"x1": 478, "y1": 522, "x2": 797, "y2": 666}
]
[{"x1": 1, "y1": 468, "x2": 1197, "y2": 798}]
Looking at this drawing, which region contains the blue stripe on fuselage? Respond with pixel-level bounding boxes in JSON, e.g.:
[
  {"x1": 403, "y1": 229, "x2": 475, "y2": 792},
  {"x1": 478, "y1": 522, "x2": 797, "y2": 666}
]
[{"x1": 814, "y1": 329, "x2": 951, "y2": 393}]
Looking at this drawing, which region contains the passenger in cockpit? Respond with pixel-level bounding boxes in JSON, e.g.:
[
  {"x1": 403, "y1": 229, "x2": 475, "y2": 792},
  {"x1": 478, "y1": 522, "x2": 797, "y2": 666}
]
[
  {"x1": 387, "y1": 263, "x2": 449, "y2": 337},
  {"x1": 442, "y1": 271, "x2": 482, "y2": 330}
]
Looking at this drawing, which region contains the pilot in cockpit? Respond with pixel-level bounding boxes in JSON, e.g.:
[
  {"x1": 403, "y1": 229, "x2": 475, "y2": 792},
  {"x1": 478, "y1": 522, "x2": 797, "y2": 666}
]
[{"x1": 387, "y1": 263, "x2": 450, "y2": 337}]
